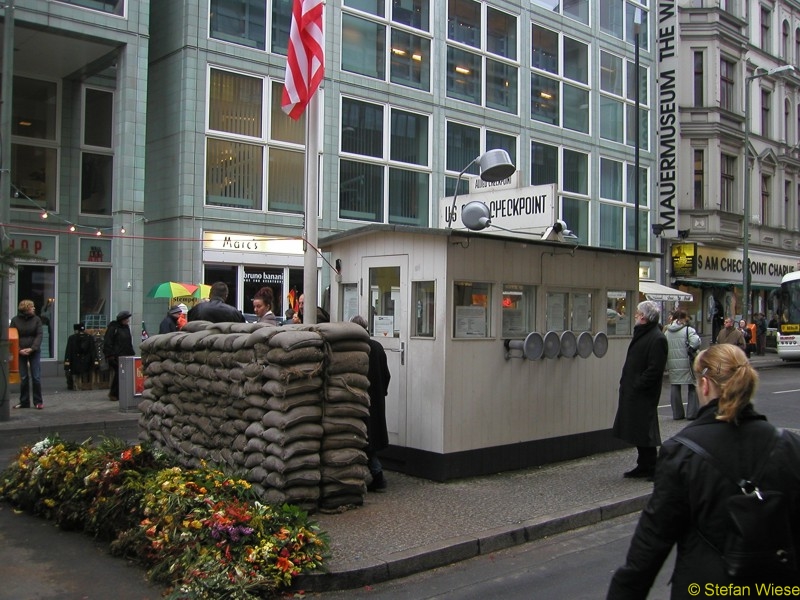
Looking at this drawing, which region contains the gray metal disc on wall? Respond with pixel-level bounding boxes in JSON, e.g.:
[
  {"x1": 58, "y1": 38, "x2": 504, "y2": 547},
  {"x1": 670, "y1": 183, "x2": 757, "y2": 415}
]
[
  {"x1": 543, "y1": 331, "x2": 560, "y2": 359},
  {"x1": 577, "y1": 331, "x2": 594, "y2": 358},
  {"x1": 559, "y1": 330, "x2": 577, "y2": 358},
  {"x1": 523, "y1": 331, "x2": 544, "y2": 360},
  {"x1": 593, "y1": 332, "x2": 609, "y2": 358}
]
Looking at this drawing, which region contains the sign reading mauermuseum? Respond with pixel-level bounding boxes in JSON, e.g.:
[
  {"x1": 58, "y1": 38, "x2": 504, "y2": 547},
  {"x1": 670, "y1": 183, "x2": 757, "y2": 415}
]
[{"x1": 439, "y1": 183, "x2": 557, "y2": 237}]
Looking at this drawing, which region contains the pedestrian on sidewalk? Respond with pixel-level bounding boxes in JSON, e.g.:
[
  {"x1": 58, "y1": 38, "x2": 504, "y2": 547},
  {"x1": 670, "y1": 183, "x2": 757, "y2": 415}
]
[
  {"x1": 664, "y1": 311, "x2": 701, "y2": 420},
  {"x1": 64, "y1": 323, "x2": 93, "y2": 391},
  {"x1": 103, "y1": 310, "x2": 135, "y2": 402},
  {"x1": 607, "y1": 344, "x2": 800, "y2": 598},
  {"x1": 716, "y1": 317, "x2": 746, "y2": 351},
  {"x1": 11, "y1": 299, "x2": 44, "y2": 409},
  {"x1": 351, "y1": 315, "x2": 390, "y2": 492},
  {"x1": 612, "y1": 301, "x2": 668, "y2": 479},
  {"x1": 755, "y1": 312, "x2": 767, "y2": 356}
]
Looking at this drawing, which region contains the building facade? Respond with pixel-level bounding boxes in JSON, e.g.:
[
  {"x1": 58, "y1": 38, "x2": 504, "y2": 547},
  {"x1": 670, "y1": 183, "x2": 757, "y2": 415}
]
[
  {"x1": 6, "y1": 0, "x2": 796, "y2": 372},
  {"x1": 663, "y1": 0, "x2": 800, "y2": 331}
]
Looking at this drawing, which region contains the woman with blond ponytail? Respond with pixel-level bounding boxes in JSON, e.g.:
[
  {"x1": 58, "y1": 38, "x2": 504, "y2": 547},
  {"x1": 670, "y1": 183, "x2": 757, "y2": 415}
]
[{"x1": 609, "y1": 344, "x2": 800, "y2": 598}]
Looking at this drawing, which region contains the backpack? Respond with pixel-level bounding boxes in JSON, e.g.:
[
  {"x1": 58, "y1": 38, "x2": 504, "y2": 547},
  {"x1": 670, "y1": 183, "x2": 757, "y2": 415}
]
[
  {"x1": 672, "y1": 429, "x2": 797, "y2": 579},
  {"x1": 673, "y1": 429, "x2": 797, "y2": 580}
]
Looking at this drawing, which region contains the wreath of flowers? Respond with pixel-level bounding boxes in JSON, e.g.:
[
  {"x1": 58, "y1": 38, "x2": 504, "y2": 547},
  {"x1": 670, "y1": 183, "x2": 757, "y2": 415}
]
[{"x1": 0, "y1": 436, "x2": 328, "y2": 599}]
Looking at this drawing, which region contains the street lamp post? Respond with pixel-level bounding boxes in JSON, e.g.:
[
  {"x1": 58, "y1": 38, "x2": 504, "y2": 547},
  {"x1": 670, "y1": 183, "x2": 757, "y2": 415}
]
[
  {"x1": 743, "y1": 64, "x2": 794, "y2": 321},
  {"x1": 634, "y1": 8, "x2": 642, "y2": 252}
]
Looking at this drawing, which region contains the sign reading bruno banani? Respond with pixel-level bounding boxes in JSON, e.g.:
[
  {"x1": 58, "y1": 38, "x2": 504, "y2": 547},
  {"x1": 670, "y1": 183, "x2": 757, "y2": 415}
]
[{"x1": 440, "y1": 183, "x2": 557, "y2": 237}]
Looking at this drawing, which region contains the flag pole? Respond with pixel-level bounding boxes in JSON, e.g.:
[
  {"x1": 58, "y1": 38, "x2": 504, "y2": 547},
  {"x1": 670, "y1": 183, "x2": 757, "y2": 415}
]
[{"x1": 302, "y1": 92, "x2": 319, "y2": 324}]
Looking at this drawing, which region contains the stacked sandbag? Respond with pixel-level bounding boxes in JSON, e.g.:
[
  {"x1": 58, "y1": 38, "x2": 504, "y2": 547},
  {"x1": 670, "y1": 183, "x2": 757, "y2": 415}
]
[
  {"x1": 138, "y1": 321, "x2": 269, "y2": 471},
  {"x1": 254, "y1": 328, "x2": 326, "y2": 512},
  {"x1": 315, "y1": 322, "x2": 372, "y2": 509},
  {"x1": 138, "y1": 321, "x2": 373, "y2": 512}
]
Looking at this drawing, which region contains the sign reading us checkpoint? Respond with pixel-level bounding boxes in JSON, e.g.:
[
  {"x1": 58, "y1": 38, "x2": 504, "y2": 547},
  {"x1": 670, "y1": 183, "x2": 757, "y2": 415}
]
[{"x1": 687, "y1": 583, "x2": 800, "y2": 596}]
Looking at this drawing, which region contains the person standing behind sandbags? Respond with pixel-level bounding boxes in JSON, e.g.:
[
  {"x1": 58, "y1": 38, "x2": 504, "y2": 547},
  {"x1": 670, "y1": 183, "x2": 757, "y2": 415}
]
[
  {"x1": 350, "y1": 315, "x2": 390, "y2": 492},
  {"x1": 187, "y1": 282, "x2": 245, "y2": 323}
]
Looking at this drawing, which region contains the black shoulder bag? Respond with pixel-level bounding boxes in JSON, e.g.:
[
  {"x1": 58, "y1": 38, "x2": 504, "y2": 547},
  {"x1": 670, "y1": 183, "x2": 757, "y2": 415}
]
[
  {"x1": 685, "y1": 326, "x2": 698, "y2": 367},
  {"x1": 673, "y1": 428, "x2": 797, "y2": 579}
]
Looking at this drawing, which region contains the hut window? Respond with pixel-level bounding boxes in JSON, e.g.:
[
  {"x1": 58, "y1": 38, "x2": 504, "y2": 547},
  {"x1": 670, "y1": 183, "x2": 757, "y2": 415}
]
[
  {"x1": 502, "y1": 284, "x2": 535, "y2": 338},
  {"x1": 453, "y1": 281, "x2": 492, "y2": 338}
]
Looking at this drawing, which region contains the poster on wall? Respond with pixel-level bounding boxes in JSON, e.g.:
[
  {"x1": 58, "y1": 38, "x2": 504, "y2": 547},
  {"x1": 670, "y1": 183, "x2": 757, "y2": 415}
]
[
  {"x1": 671, "y1": 243, "x2": 697, "y2": 277},
  {"x1": 455, "y1": 306, "x2": 487, "y2": 338}
]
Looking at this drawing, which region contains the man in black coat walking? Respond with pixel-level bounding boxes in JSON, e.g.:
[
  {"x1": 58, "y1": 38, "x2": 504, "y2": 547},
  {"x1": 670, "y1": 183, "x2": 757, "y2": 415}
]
[{"x1": 612, "y1": 300, "x2": 668, "y2": 479}]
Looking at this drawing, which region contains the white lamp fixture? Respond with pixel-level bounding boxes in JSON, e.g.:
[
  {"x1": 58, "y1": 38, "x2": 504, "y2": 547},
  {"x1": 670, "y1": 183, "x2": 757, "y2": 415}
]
[{"x1": 446, "y1": 149, "x2": 516, "y2": 228}]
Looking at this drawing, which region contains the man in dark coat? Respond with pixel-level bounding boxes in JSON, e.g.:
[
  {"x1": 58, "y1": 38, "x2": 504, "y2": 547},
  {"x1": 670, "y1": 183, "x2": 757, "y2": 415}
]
[
  {"x1": 351, "y1": 315, "x2": 391, "y2": 492},
  {"x1": 158, "y1": 305, "x2": 183, "y2": 334},
  {"x1": 612, "y1": 300, "x2": 668, "y2": 479},
  {"x1": 103, "y1": 310, "x2": 135, "y2": 402},
  {"x1": 187, "y1": 282, "x2": 245, "y2": 323},
  {"x1": 64, "y1": 323, "x2": 93, "y2": 391}
]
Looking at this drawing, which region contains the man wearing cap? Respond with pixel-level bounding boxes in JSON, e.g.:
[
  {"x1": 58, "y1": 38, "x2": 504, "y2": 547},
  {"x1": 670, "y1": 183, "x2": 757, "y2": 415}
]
[
  {"x1": 103, "y1": 310, "x2": 135, "y2": 402},
  {"x1": 159, "y1": 305, "x2": 183, "y2": 334},
  {"x1": 64, "y1": 323, "x2": 93, "y2": 391}
]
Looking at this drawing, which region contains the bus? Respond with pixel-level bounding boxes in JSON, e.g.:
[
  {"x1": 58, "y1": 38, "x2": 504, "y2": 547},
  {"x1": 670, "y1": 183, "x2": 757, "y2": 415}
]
[{"x1": 777, "y1": 271, "x2": 800, "y2": 361}]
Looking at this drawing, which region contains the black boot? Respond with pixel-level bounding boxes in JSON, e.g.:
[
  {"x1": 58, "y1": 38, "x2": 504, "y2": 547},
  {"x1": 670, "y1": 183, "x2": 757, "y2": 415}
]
[{"x1": 367, "y1": 471, "x2": 387, "y2": 492}]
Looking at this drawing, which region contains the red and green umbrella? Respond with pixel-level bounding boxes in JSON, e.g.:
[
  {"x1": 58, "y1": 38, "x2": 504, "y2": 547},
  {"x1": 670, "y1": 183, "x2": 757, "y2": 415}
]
[{"x1": 147, "y1": 281, "x2": 197, "y2": 299}]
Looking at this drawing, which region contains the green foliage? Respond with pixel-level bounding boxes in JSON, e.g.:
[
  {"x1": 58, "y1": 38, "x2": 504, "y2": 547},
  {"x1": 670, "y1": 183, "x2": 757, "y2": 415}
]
[{"x1": 0, "y1": 436, "x2": 329, "y2": 599}]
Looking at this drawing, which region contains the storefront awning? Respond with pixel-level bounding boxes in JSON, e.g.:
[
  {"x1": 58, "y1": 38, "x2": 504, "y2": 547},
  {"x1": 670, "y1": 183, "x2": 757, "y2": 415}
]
[{"x1": 639, "y1": 280, "x2": 693, "y2": 302}]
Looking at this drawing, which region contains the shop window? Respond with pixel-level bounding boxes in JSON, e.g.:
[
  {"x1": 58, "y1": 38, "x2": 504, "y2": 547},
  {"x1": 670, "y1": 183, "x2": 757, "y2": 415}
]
[
  {"x1": 16, "y1": 265, "x2": 56, "y2": 359},
  {"x1": 412, "y1": 280, "x2": 435, "y2": 337},
  {"x1": 502, "y1": 284, "x2": 535, "y2": 338},
  {"x1": 607, "y1": 291, "x2": 632, "y2": 335},
  {"x1": 204, "y1": 264, "x2": 240, "y2": 310},
  {"x1": 80, "y1": 266, "x2": 111, "y2": 330},
  {"x1": 453, "y1": 281, "x2": 491, "y2": 338},
  {"x1": 244, "y1": 267, "x2": 285, "y2": 317}
]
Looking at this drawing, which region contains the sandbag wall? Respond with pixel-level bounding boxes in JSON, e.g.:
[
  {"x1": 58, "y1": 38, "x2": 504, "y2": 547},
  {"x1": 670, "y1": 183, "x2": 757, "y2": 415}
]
[{"x1": 137, "y1": 320, "x2": 372, "y2": 513}]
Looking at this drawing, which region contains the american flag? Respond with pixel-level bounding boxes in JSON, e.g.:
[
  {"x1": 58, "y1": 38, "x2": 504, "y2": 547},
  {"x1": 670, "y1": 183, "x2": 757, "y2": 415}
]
[{"x1": 282, "y1": 0, "x2": 324, "y2": 120}]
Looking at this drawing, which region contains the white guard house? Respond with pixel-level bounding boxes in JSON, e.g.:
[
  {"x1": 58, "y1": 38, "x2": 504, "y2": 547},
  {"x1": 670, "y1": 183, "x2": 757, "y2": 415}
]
[{"x1": 321, "y1": 180, "x2": 656, "y2": 481}]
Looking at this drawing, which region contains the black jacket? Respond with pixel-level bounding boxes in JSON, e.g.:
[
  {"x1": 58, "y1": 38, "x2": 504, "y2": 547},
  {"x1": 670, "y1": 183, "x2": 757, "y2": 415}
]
[
  {"x1": 158, "y1": 314, "x2": 179, "y2": 334},
  {"x1": 64, "y1": 332, "x2": 94, "y2": 375},
  {"x1": 10, "y1": 311, "x2": 43, "y2": 353},
  {"x1": 187, "y1": 297, "x2": 244, "y2": 323},
  {"x1": 365, "y1": 339, "x2": 391, "y2": 452},
  {"x1": 103, "y1": 320, "x2": 135, "y2": 359},
  {"x1": 608, "y1": 401, "x2": 800, "y2": 598},
  {"x1": 612, "y1": 321, "x2": 668, "y2": 447}
]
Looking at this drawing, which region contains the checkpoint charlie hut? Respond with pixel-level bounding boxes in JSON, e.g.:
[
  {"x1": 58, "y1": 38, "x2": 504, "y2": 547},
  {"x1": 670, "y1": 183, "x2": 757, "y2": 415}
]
[{"x1": 320, "y1": 177, "x2": 654, "y2": 481}]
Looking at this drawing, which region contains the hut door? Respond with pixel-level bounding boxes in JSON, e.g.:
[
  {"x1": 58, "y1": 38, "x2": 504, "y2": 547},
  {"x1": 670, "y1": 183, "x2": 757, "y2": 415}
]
[{"x1": 362, "y1": 255, "x2": 408, "y2": 446}]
